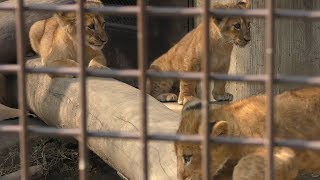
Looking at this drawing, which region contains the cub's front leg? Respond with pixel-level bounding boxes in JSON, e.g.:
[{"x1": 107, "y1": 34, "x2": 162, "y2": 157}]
[
  {"x1": 212, "y1": 61, "x2": 233, "y2": 102},
  {"x1": 44, "y1": 58, "x2": 80, "y2": 78},
  {"x1": 178, "y1": 79, "x2": 197, "y2": 105},
  {"x1": 88, "y1": 54, "x2": 108, "y2": 69},
  {"x1": 233, "y1": 148, "x2": 298, "y2": 180},
  {"x1": 212, "y1": 80, "x2": 233, "y2": 101},
  {"x1": 178, "y1": 58, "x2": 200, "y2": 105}
]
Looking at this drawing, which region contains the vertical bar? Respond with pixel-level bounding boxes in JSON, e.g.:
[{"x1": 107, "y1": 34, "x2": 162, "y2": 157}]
[
  {"x1": 137, "y1": 0, "x2": 148, "y2": 180},
  {"x1": 15, "y1": 0, "x2": 30, "y2": 178},
  {"x1": 201, "y1": 0, "x2": 210, "y2": 179},
  {"x1": 76, "y1": 0, "x2": 88, "y2": 179},
  {"x1": 265, "y1": 0, "x2": 275, "y2": 179}
]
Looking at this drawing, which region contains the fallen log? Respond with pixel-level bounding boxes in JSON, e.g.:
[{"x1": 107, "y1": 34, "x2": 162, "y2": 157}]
[
  {"x1": 0, "y1": 0, "x2": 73, "y2": 64},
  {"x1": 2, "y1": 165, "x2": 44, "y2": 180},
  {"x1": 26, "y1": 59, "x2": 180, "y2": 180}
]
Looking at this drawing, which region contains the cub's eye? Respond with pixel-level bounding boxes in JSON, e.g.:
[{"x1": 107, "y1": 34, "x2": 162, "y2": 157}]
[
  {"x1": 88, "y1": 24, "x2": 95, "y2": 30},
  {"x1": 234, "y1": 23, "x2": 241, "y2": 30},
  {"x1": 183, "y1": 155, "x2": 192, "y2": 164}
]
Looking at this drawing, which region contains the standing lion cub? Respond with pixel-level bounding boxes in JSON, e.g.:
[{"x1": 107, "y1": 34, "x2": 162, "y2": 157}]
[
  {"x1": 175, "y1": 87, "x2": 320, "y2": 180},
  {"x1": 29, "y1": 0, "x2": 108, "y2": 76},
  {"x1": 147, "y1": 0, "x2": 251, "y2": 105}
]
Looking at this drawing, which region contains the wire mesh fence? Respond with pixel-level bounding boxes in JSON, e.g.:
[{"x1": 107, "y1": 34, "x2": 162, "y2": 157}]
[{"x1": 0, "y1": 0, "x2": 319, "y2": 179}]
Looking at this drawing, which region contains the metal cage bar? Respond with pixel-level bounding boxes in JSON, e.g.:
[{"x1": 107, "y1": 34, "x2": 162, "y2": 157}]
[
  {"x1": 15, "y1": 0, "x2": 30, "y2": 179},
  {"x1": 137, "y1": 0, "x2": 148, "y2": 179},
  {"x1": 200, "y1": 0, "x2": 211, "y2": 179},
  {"x1": 265, "y1": 0, "x2": 275, "y2": 179},
  {"x1": 0, "y1": 0, "x2": 319, "y2": 179},
  {"x1": 76, "y1": 0, "x2": 88, "y2": 179}
]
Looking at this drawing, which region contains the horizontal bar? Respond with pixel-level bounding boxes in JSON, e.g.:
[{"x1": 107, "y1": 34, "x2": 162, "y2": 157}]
[
  {"x1": 148, "y1": 133, "x2": 202, "y2": 142},
  {"x1": 87, "y1": 69, "x2": 139, "y2": 78},
  {"x1": 0, "y1": 2, "x2": 15, "y2": 11},
  {"x1": 85, "y1": 6, "x2": 138, "y2": 15},
  {"x1": 211, "y1": 9, "x2": 268, "y2": 18},
  {"x1": 25, "y1": 4, "x2": 139, "y2": 15},
  {"x1": 147, "y1": 71, "x2": 201, "y2": 80},
  {"x1": 147, "y1": 6, "x2": 201, "y2": 16},
  {"x1": 0, "y1": 124, "x2": 20, "y2": 133},
  {"x1": 275, "y1": 9, "x2": 320, "y2": 19},
  {"x1": 275, "y1": 75, "x2": 320, "y2": 85},
  {"x1": 275, "y1": 139, "x2": 320, "y2": 150},
  {"x1": 1, "y1": 126, "x2": 319, "y2": 150},
  {"x1": 21, "y1": 66, "x2": 320, "y2": 85},
  {"x1": 26, "y1": 67, "x2": 79, "y2": 76},
  {"x1": 146, "y1": 72, "x2": 265, "y2": 83},
  {"x1": 0, "y1": 64, "x2": 19, "y2": 73},
  {"x1": 88, "y1": 131, "x2": 140, "y2": 140},
  {"x1": 28, "y1": 126, "x2": 80, "y2": 137},
  {"x1": 2, "y1": 3, "x2": 320, "y2": 19},
  {"x1": 148, "y1": 135, "x2": 320, "y2": 151},
  {"x1": 24, "y1": 4, "x2": 76, "y2": 12},
  {"x1": 106, "y1": 23, "x2": 137, "y2": 31}
]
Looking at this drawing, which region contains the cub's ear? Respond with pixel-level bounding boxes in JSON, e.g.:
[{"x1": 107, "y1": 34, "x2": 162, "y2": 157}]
[
  {"x1": 214, "y1": 17, "x2": 225, "y2": 25},
  {"x1": 211, "y1": 121, "x2": 228, "y2": 136},
  {"x1": 55, "y1": 12, "x2": 76, "y2": 25},
  {"x1": 197, "y1": 120, "x2": 217, "y2": 136},
  {"x1": 237, "y1": 0, "x2": 249, "y2": 9}
]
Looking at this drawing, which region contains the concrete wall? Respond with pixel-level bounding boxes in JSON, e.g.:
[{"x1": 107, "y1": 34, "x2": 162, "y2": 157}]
[{"x1": 197, "y1": 0, "x2": 320, "y2": 100}]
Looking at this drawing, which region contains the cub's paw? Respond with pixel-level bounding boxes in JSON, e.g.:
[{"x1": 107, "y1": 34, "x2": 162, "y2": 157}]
[
  {"x1": 213, "y1": 92, "x2": 233, "y2": 102},
  {"x1": 178, "y1": 94, "x2": 198, "y2": 105},
  {"x1": 88, "y1": 65, "x2": 110, "y2": 69},
  {"x1": 156, "y1": 93, "x2": 178, "y2": 102}
]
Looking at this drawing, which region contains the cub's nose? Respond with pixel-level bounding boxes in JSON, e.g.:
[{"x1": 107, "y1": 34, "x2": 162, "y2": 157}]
[
  {"x1": 244, "y1": 35, "x2": 251, "y2": 42},
  {"x1": 100, "y1": 36, "x2": 108, "y2": 44}
]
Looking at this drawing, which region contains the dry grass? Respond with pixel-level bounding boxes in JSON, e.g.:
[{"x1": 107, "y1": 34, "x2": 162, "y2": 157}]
[{"x1": 0, "y1": 137, "x2": 120, "y2": 179}]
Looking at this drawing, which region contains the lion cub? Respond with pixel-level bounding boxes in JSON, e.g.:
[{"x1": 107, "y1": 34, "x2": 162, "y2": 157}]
[
  {"x1": 29, "y1": 0, "x2": 108, "y2": 76},
  {"x1": 175, "y1": 87, "x2": 320, "y2": 180},
  {"x1": 147, "y1": 1, "x2": 251, "y2": 105}
]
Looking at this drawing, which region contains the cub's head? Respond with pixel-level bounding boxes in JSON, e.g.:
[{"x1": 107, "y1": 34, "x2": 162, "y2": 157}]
[
  {"x1": 214, "y1": 0, "x2": 251, "y2": 47},
  {"x1": 175, "y1": 100, "x2": 232, "y2": 180},
  {"x1": 55, "y1": 1, "x2": 108, "y2": 50},
  {"x1": 175, "y1": 100, "x2": 202, "y2": 180}
]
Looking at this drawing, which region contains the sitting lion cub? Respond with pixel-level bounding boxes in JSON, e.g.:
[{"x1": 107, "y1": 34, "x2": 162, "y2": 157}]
[
  {"x1": 147, "y1": 0, "x2": 251, "y2": 105},
  {"x1": 175, "y1": 87, "x2": 320, "y2": 180},
  {"x1": 29, "y1": 0, "x2": 108, "y2": 76}
]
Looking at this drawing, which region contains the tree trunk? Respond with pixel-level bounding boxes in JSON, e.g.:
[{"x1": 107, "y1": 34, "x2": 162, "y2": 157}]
[{"x1": 26, "y1": 59, "x2": 180, "y2": 180}]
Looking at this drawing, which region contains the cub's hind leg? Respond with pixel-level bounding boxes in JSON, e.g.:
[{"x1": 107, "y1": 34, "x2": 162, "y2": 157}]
[
  {"x1": 178, "y1": 80, "x2": 197, "y2": 105},
  {"x1": 233, "y1": 148, "x2": 298, "y2": 180},
  {"x1": 150, "y1": 79, "x2": 177, "y2": 102}
]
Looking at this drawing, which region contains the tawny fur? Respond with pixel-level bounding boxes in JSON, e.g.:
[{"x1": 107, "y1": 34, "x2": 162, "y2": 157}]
[
  {"x1": 175, "y1": 87, "x2": 320, "y2": 180},
  {"x1": 146, "y1": 1, "x2": 250, "y2": 105},
  {"x1": 29, "y1": 1, "x2": 108, "y2": 77}
]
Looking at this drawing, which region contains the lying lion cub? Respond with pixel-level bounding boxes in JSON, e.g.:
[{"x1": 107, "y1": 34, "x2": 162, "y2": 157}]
[
  {"x1": 175, "y1": 87, "x2": 320, "y2": 180},
  {"x1": 29, "y1": 0, "x2": 108, "y2": 77},
  {"x1": 147, "y1": 0, "x2": 251, "y2": 105}
]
